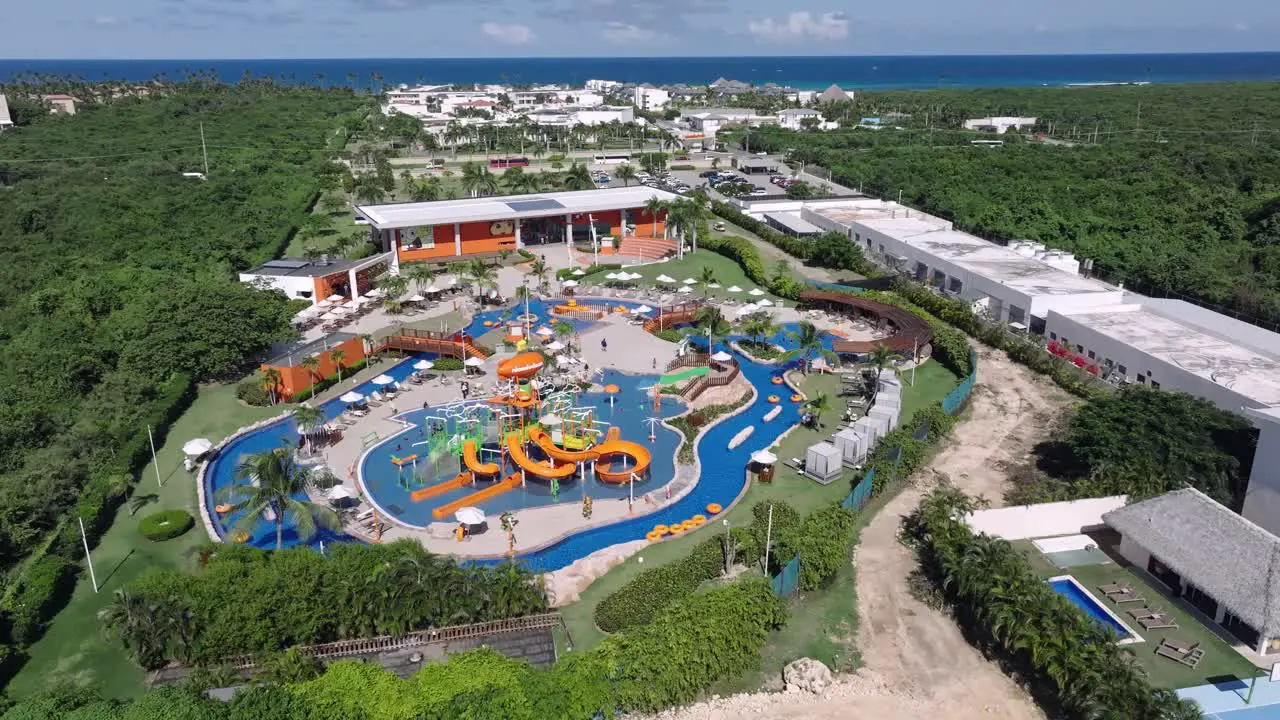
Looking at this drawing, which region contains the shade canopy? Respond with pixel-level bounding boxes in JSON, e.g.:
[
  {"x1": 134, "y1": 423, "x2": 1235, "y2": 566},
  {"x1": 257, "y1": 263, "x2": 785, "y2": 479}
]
[
  {"x1": 677, "y1": 286, "x2": 693, "y2": 294},
  {"x1": 707, "y1": 283, "x2": 722, "y2": 289},
  {"x1": 734, "y1": 303, "x2": 758, "y2": 316},
  {"x1": 407, "y1": 293, "x2": 426, "y2": 302},
  {"x1": 634, "y1": 305, "x2": 653, "y2": 314},
  {"x1": 655, "y1": 274, "x2": 676, "y2": 283},
  {"x1": 751, "y1": 449, "x2": 778, "y2": 465},
  {"x1": 545, "y1": 341, "x2": 566, "y2": 351},
  {"x1": 682, "y1": 278, "x2": 697, "y2": 285},
  {"x1": 536, "y1": 326, "x2": 554, "y2": 336},
  {"x1": 325, "y1": 294, "x2": 345, "y2": 302},
  {"x1": 365, "y1": 288, "x2": 385, "y2": 298},
  {"x1": 540, "y1": 413, "x2": 563, "y2": 426},
  {"x1": 710, "y1": 350, "x2": 733, "y2": 362},
  {"x1": 327, "y1": 485, "x2": 357, "y2": 501},
  {"x1": 602, "y1": 384, "x2": 621, "y2": 394},
  {"x1": 465, "y1": 357, "x2": 486, "y2": 366},
  {"x1": 756, "y1": 298, "x2": 774, "y2": 307},
  {"x1": 316, "y1": 299, "x2": 333, "y2": 308},
  {"x1": 456, "y1": 507, "x2": 485, "y2": 525},
  {"x1": 339, "y1": 391, "x2": 365, "y2": 403},
  {"x1": 320, "y1": 311, "x2": 340, "y2": 321},
  {"x1": 372, "y1": 375, "x2": 395, "y2": 385},
  {"x1": 562, "y1": 279, "x2": 579, "y2": 287},
  {"x1": 572, "y1": 268, "x2": 586, "y2": 276},
  {"x1": 727, "y1": 285, "x2": 743, "y2": 293},
  {"x1": 625, "y1": 272, "x2": 644, "y2": 280},
  {"x1": 413, "y1": 359, "x2": 434, "y2": 370},
  {"x1": 605, "y1": 272, "x2": 620, "y2": 280},
  {"x1": 748, "y1": 288, "x2": 765, "y2": 296},
  {"x1": 182, "y1": 438, "x2": 213, "y2": 456},
  {"x1": 424, "y1": 285, "x2": 441, "y2": 294}
]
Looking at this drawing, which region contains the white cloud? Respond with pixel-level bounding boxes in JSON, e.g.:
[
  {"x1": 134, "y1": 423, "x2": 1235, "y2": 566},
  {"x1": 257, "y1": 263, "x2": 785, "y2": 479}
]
[
  {"x1": 480, "y1": 22, "x2": 533, "y2": 44},
  {"x1": 92, "y1": 15, "x2": 119, "y2": 26},
  {"x1": 748, "y1": 11, "x2": 848, "y2": 42},
  {"x1": 1234, "y1": 22, "x2": 1250, "y2": 31},
  {"x1": 602, "y1": 21, "x2": 655, "y2": 43}
]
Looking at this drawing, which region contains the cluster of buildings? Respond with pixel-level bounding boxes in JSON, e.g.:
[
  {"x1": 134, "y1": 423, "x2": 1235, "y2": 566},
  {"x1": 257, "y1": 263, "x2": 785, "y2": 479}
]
[{"x1": 0, "y1": 92, "x2": 77, "y2": 132}]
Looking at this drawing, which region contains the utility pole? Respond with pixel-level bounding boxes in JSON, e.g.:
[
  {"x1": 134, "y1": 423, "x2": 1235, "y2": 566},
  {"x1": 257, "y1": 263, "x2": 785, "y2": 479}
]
[
  {"x1": 199, "y1": 122, "x2": 210, "y2": 177},
  {"x1": 1252, "y1": 120, "x2": 1260, "y2": 147},
  {"x1": 1135, "y1": 103, "x2": 1141, "y2": 132}
]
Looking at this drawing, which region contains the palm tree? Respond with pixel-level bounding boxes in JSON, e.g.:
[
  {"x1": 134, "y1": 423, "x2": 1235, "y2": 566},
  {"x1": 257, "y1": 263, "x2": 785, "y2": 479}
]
[
  {"x1": 99, "y1": 590, "x2": 191, "y2": 669},
  {"x1": 562, "y1": 162, "x2": 594, "y2": 191},
  {"x1": 501, "y1": 167, "x2": 528, "y2": 194},
  {"x1": 378, "y1": 273, "x2": 409, "y2": 300},
  {"x1": 698, "y1": 266, "x2": 718, "y2": 298},
  {"x1": 615, "y1": 164, "x2": 637, "y2": 187},
  {"x1": 868, "y1": 343, "x2": 900, "y2": 384},
  {"x1": 293, "y1": 404, "x2": 325, "y2": 453},
  {"x1": 804, "y1": 392, "x2": 830, "y2": 418},
  {"x1": 459, "y1": 161, "x2": 497, "y2": 198},
  {"x1": 404, "y1": 263, "x2": 437, "y2": 292},
  {"x1": 299, "y1": 356, "x2": 320, "y2": 399},
  {"x1": 328, "y1": 348, "x2": 347, "y2": 382},
  {"x1": 694, "y1": 306, "x2": 732, "y2": 354},
  {"x1": 740, "y1": 311, "x2": 778, "y2": 349},
  {"x1": 644, "y1": 197, "x2": 667, "y2": 238},
  {"x1": 528, "y1": 257, "x2": 549, "y2": 294},
  {"x1": 553, "y1": 321, "x2": 575, "y2": 353},
  {"x1": 226, "y1": 447, "x2": 342, "y2": 550},
  {"x1": 409, "y1": 177, "x2": 443, "y2": 201},
  {"x1": 783, "y1": 321, "x2": 838, "y2": 373},
  {"x1": 260, "y1": 367, "x2": 283, "y2": 405},
  {"x1": 353, "y1": 174, "x2": 385, "y2": 205},
  {"x1": 463, "y1": 258, "x2": 497, "y2": 300}
]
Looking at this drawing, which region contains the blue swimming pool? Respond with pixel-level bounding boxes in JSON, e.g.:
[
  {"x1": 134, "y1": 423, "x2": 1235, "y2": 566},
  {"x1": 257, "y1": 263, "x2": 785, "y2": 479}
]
[{"x1": 1049, "y1": 576, "x2": 1134, "y2": 640}]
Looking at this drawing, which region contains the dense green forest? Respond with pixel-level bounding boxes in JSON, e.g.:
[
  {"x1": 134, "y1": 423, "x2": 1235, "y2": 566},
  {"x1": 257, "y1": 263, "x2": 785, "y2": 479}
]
[
  {"x1": 733, "y1": 83, "x2": 1280, "y2": 324},
  {"x1": 0, "y1": 83, "x2": 366, "y2": 660}
]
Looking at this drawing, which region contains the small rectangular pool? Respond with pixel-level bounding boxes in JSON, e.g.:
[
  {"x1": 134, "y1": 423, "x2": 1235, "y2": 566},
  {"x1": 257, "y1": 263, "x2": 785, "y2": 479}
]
[{"x1": 1048, "y1": 575, "x2": 1142, "y2": 644}]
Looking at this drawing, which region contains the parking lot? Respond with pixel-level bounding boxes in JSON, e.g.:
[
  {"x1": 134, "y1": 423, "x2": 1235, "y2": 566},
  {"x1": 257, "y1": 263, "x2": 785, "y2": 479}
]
[{"x1": 585, "y1": 163, "x2": 789, "y2": 200}]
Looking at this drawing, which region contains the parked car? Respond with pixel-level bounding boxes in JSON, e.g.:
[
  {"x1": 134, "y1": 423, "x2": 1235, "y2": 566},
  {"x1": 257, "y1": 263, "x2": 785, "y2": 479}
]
[
  {"x1": 712, "y1": 221, "x2": 726, "y2": 231},
  {"x1": 750, "y1": 188, "x2": 768, "y2": 196},
  {"x1": 699, "y1": 170, "x2": 718, "y2": 178}
]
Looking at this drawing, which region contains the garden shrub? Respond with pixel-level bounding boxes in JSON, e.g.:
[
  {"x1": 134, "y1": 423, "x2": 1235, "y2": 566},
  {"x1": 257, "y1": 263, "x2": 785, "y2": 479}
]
[
  {"x1": 430, "y1": 356, "x2": 464, "y2": 371},
  {"x1": 669, "y1": 164, "x2": 696, "y2": 171},
  {"x1": 288, "y1": 358, "x2": 370, "y2": 402},
  {"x1": 711, "y1": 201, "x2": 879, "y2": 277},
  {"x1": 776, "y1": 504, "x2": 859, "y2": 590},
  {"x1": 516, "y1": 248, "x2": 535, "y2": 260},
  {"x1": 137, "y1": 510, "x2": 195, "y2": 542},
  {"x1": 862, "y1": 403, "x2": 958, "y2": 494},
  {"x1": 653, "y1": 328, "x2": 682, "y2": 343},
  {"x1": 236, "y1": 379, "x2": 272, "y2": 406},
  {"x1": 594, "y1": 536, "x2": 724, "y2": 632},
  {"x1": 3, "y1": 555, "x2": 77, "y2": 646}
]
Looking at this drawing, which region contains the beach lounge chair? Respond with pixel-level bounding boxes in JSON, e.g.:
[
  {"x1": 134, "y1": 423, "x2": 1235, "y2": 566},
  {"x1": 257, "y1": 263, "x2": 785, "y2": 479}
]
[
  {"x1": 1139, "y1": 615, "x2": 1178, "y2": 630},
  {"x1": 1156, "y1": 640, "x2": 1204, "y2": 669},
  {"x1": 369, "y1": 391, "x2": 385, "y2": 405},
  {"x1": 1127, "y1": 606, "x2": 1162, "y2": 620},
  {"x1": 1099, "y1": 582, "x2": 1132, "y2": 595},
  {"x1": 1109, "y1": 591, "x2": 1144, "y2": 604}
]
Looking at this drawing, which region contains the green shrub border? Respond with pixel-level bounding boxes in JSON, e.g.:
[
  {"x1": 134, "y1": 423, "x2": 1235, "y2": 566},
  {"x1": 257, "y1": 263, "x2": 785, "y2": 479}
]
[{"x1": 138, "y1": 510, "x2": 196, "y2": 542}]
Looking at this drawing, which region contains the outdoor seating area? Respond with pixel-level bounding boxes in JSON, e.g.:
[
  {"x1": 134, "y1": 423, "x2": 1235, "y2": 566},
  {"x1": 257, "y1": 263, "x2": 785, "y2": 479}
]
[
  {"x1": 797, "y1": 289, "x2": 932, "y2": 357},
  {"x1": 293, "y1": 278, "x2": 470, "y2": 333}
]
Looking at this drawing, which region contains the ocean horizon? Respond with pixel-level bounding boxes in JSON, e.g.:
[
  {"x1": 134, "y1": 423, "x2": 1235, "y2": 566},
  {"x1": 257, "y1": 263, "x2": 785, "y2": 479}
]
[{"x1": 0, "y1": 53, "x2": 1278, "y2": 91}]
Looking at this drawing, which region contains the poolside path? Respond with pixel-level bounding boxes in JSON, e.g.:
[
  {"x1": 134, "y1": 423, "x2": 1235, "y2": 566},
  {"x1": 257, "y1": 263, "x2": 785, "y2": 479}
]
[{"x1": 647, "y1": 344, "x2": 1076, "y2": 720}]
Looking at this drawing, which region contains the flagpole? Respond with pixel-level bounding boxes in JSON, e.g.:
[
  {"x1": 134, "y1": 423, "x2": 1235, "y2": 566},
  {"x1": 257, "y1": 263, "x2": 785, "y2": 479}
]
[
  {"x1": 910, "y1": 338, "x2": 918, "y2": 386},
  {"x1": 79, "y1": 518, "x2": 99, "y2": 593},
  {"x1": 147, "y1": 424, "x2": 162, "y2": 488}
]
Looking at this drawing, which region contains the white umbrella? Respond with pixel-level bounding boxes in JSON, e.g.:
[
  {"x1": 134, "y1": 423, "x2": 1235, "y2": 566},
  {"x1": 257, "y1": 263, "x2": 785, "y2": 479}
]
[
  {"x1": 341, "y1": 300, "x2": 358, "y2": 309},
  {"x1": 372, "y1": 374, "x2": 395, "y2": 386},
  {"x1": 546, "y1": 341, "x2": 565, "y2": 351},
  {"x1": 330, "y1": 306, "x2": 350, "y2": 317},
  {"x1": 339, "y1": 391, "x2": 365, "y2": 403},
  {"x1": 677, "y1": 286, "x2": 693, "y2": 294},
  {"x1": 748, "y1": 288, "x2": 765, "y2": 297},
  {"x1": 448, "y1": 276, "x2": 458, "y2": 285},
  {"x1": 727, "y1": 285, "x2": 743, "y2": 293},
  {"x1": 682, "y1": 278, "x2": 698, "y2": 285},
  {"x1": 326, "y1": 294, "x2": 344, "y2": 302},
  {"x1": 562, "y1": 279, "x2": 579, "y2": 287},
  {"x1": 655, "y1": 274, "x2": 676, "y2": 283},
  {"x1": 424, "y1": 285, "x2": 441, "y2": 294},
  {"x1": 626, "y1": 272, "x2": 644, "y2": 280},
  {"x1": 316, "y1": 299, "x2": 333, "y2": 308},
  {"x1": 536, "y1": 326, "x2": 554, "y2": 336},
  {"x1": 572, "y1": 268, "x2": 586, "y2": 276},
  {"x1": 456, "y1": 507, "x2": 485, "y2": 525},
  {"x1": 365, "y1": 288, "x2": 385, "y2": 298},
  {"x1": 751, "y1": 449, "x2": 778, "y2": 465},
  {"x1": 734, "y1": 303, "x2": 758, "y2": 316},
  {"x1": 352, "y1": 296, "x2": 370, "y2": 306},
  {"x1": 707, "y1": 283, "x2": 722, "y2": 289},
  {"x1": 297, "y1": 422, "x2": 324, "y2": 435},
  {"x1": 182, "y1": 438, "x2": 213, "y2": 456},
  {"x1": 634, "y1": 305, "x2": 653, "y2": 314},
  {"x1": 540, "y1": 413, "x2": 562, "y2": 426},
  {"x1": 327, "y1": 485, "x2": 356, "y2": 501},
  {"x1": 487, "y1": 289, "x2": 499, "y2": 299},
  {"x1": 465, "y1": 357, "x2": 485, "y2": 367},
  {"x1": 605, "y1": 272, "x2": 620, "y2": 280},
  {"x1": 756, "y1": 298, "x2": 774, "y2": 307},
  {"x1": 320, "y1": 311, "x2": 340, "y2": 321},
  {"x1": 296, "y1": 306, "x2": 319, "y2": 317},
  {"x1": 413, "y1": 359, "x2": 434, "y2": 370},
  {"x1": 710, "y1": 350, "x2": 733, "y2": 363},
  {"x1": 407, "y1": 293, "x2": 426, "y2": 302}
]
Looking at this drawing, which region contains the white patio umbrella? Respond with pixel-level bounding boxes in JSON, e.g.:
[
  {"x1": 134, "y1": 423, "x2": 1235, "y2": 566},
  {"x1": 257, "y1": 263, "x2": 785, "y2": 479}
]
[
  {"x1": 296, "y1": 305, "x2": 319, "y2": 317},
  {"x1": 182, "y1": 438, "x2": 213, "y2": 456},
  {"x1": 682, "y1": 278, "x2": 697, "y2": 285},
  {"x1": 756, "y1": 298, "x2": 774, "y2": 307},
  {"x1": 424, "y1": 285, "x2": 441, "y2": 294},
  {"x1": 488, "y1": 289, "x2": 499, "y2": 299},
  {"x1": 751, "y1": 449, "x2": 778, "y2": 465},
  {"x1": 540, "y1": 413, "x2": 563, "y2": 426},
  {"x1": 677, "y1": 286, "x2": 693, "y2": 294},
  {"x1": 329, "y1": 306, "x2": 350, "y2": 317},
  {"x1": 372, "y1": 374, "x2": 395, "y2": 386},
  {"x1": 536, "y1": 326, "x2": 554, "y2": 336},
  {"x1": 320, "y1": 311, "x2": 340, "y2": 321},
  {"x1": 625, "y1": 272, "x2": 644, "y2": 280},
  {"x1": 325, "y1": 294, "x2": 345, "y2": 302},
  {"x1": 605, "y1": 272, "x2": 620, "y2": 280},
  {"x1": 456, "y1": 507, "x2": 485, "y2": 525},
  {"x1": 707, "y1": 283, "x2": 722, "y2": 289},
  {"x1": 407, "y1": 293, "x2": 426, "y2": 302},
  {"x1": 572, "y1": 268, "x2": 586, "y2": 276},
  {"x1": 465, "y1": 357, "x2": 486, "y2": 367},
  {"x1": 327, "y1": 485, "x2": 357, "y2": 501},
  {"x1": 562, "y1": 279, "x2": 579, "y2": 287},
  {"x1": 734, "y1": 303, "x2": 758, "y2": 316},
  {"x1": 341, "y1": 300, "x2": 358, "y2": 309},
  {"x1": 352, "y1": 296, "x2": 370, "y2": 306},
  {"x1": 748, "y1": 288, "x2": 765, "y2": 296},
  {"x1": 655, "y1": 274, "x2": 676, "y2": 283},
  {"x1": 316, "y1": 299, "x2": 333, "y2": 308},
  {"x1": 447, "y1": 276, "x2": 459, "y2": 285},
  {"x1": 339, "y1": 391, "x2": 365, "y2": 403},
  {"x1": 365, "y1": 287, "x2": 385, "y2": 298},
  {"x1": 726, "y1": 285, "x2": 743, "y2": 293},
  {"x1": 634, "y1": 305, "x2": 653, "y2": 314},
  {"x1": 546, "y1": 341, "x2": 565, "y2": 351},
  {"x1": 710, "y1": 350, "x2": 733, "y2": 363},
  {"x1": 413, "y1": 359, "x2": 434, "y2": 371}
]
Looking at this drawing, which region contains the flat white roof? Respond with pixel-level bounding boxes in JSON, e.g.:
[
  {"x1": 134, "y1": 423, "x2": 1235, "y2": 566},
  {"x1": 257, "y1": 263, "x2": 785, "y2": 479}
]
[
  {"x1": 356, "y1": 187, "x2": 682, "y2": 230},
  {"x1": 812, "y1": 203, "x2": 1117, "y2": 298},
  {"x1": 1056, "y1": 303, "x2": 1280, "y2": 407},
  {"x1": 765, "y1": 212, "x2": 822, "y2": 234}
]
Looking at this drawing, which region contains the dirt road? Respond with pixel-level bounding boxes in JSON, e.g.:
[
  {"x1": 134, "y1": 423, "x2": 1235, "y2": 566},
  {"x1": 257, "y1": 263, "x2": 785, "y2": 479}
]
[{"x1": 647, "y1": 345, "x2": 1076, "y2": 720}]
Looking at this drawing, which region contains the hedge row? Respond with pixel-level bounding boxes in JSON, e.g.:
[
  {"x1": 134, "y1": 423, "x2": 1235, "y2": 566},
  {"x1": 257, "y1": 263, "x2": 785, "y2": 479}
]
[
  {"x1": 555, "y1": 262, "x2": 622, "y2": 281},
  {"x1": 288, "y1": 358, "x2": 372, "y2": 403},
  {"x1": 710, "y1": 200, "x2": 879, "y2": 277},
  {"x1": 594, "y1": 536, "x2": 724, "y2": 632},
  {"x1": 855, "y1": 290, "x2": 973, "y2": 377},
  {"x1": 699, "y1": 234, "x2": 804, "y2": 300},
  {"x1": 0, "y1": 373, "x2": 196, "y2": 665},
  {"x1": 138, "y1": 510, "x2": 195, "y2": 542},
  {"x1": 863, "y1": 403, "x2": 960, "y2": 494}
]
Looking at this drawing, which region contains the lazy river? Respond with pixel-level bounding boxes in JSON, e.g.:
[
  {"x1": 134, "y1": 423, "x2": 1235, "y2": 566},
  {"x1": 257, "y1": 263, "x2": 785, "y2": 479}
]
[{"x1": 201, "y1": 296, "x2": 829, "y2": 570}]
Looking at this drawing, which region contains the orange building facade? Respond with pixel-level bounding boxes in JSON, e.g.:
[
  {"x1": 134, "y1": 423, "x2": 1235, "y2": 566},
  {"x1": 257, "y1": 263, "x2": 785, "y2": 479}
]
[{"x1": 261, "y1": 335, "x2": 368, "y2": 400}]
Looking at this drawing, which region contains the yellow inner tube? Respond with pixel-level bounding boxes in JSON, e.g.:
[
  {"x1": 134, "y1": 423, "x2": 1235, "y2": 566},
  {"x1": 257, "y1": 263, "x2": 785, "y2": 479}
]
[
  {"x1": 680, "y1": 519, "x2": 697, "y2": 530},
  {"x1": 215, "y1": 503, "x2": 232, "y2": 515},
  {"x1": 229, "y1": 529, "x2": 250, "y2": 544},
  {"x1": 771, "y1": 376, "x2": 784, "y2": 385},
  {"x1": 790, "y1": 394, "x2": 803, "y2": 402},
  {"x1": 668, "y1": 524, "x2": 684, "y2": 534},
  {"x1": 483, "y1": 320, "x2": 494, "y2": 327},
  {"x1": 706, "y1": 503, "x2": 723, "y2": 515},
  {"x1": 653, "y1": 524, "x2": 670, "y2": 535},
  {"x1": 692, "y1": 514, "x2": 707, "y2": 523},
  {"x1": 768, "y1": 395, "x2": 780, "y2": 404},
  {"x1": 646, "y1": 531, "x2": 663, "y2": 542}
]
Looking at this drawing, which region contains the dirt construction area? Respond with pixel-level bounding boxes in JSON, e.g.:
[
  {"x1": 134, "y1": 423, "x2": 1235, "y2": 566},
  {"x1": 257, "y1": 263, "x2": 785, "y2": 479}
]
[{"x1": 646, "y1": 345, "x2": 1077, "y2": 720}]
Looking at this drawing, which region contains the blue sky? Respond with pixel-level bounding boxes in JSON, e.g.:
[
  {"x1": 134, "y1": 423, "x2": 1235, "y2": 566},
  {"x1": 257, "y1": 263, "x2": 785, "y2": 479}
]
[{"x1": 6, "y1": 0, "x2": 1280, "y2": 58}]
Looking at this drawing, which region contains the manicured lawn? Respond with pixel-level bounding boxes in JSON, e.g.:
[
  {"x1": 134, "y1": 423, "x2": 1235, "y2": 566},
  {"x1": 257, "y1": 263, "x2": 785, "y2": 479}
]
[
  {"x1": 577, "y1": 249, "x2": 800, "y2": 303},
  {"x1": 899, "y1": 361, "x2": 961, "y2": 420},
  {"x1": 1017, "y1": 544, "x2": 1260, "y2": 690},
  {"x1": 8, "y1": 384, "x2": 280, "y2": 699}
]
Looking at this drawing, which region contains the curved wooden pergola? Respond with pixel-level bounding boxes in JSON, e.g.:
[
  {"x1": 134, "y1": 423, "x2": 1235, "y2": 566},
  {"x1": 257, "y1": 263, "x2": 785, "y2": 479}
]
[{"x1": 798, "y1": 290, "x2": 933, "y2": 356}]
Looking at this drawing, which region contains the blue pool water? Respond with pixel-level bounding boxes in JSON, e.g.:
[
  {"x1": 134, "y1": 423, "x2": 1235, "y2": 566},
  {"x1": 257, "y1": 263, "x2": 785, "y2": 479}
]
[
  {"x1": 202, "y1": 297, "x2": 831, "y2": 567},
  {"x1": 1049, "y1": 578, "x2": 1132, "y2": 639}
]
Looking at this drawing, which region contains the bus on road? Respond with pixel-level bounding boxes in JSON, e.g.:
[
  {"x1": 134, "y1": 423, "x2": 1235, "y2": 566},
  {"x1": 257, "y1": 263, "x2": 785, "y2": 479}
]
[
  {"x1": 592, "y1": 153, "x2": 632, "y2": 165},
  {"x1": 489, "y1": 156, "x2": 530, "y2": 169}
]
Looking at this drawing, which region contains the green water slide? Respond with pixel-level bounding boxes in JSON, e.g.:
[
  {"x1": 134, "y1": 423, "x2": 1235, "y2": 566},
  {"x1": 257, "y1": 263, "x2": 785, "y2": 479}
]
[{"x1": 658, "y1": 366, "x2": 710, "y2": 387}]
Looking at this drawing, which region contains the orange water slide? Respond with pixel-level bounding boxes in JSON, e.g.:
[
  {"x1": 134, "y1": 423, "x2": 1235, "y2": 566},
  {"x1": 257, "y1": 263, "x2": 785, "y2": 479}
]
[
  {"x1": 594, "y1": 440, "x2": 652, "y2": 484},
  {"x1": 527, "y1": 426, "x2": 599, "y2": 463},
  {"x1": 410, "y1": 472, "x2": 473, "y2": 502},
  {"x1": 506, "y1": 432, "x2": 577, "y2": 480},
  {"x1": 463, "y1": 440, "x2": 501, "y2": 477},
  {"x1": 431, "y1": 473, "x2": 522, "y2": 520}
]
